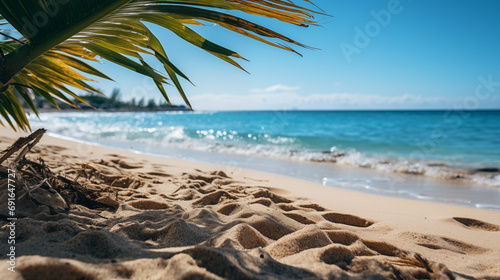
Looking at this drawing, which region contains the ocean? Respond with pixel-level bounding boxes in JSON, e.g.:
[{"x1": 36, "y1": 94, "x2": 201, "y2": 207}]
[{"x1": 28, "y1": 110, "x2": 500, "y2": 210}]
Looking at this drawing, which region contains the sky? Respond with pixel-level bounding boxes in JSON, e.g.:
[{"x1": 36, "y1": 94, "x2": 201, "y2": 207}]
[{"x1": 91, "y1": 0, "x2": 500, "y2": 111}]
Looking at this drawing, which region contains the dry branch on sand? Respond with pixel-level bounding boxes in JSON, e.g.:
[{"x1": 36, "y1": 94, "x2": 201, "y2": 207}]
[{"x1": 0, "y1": 129, "x2": 116, "y2": 218}]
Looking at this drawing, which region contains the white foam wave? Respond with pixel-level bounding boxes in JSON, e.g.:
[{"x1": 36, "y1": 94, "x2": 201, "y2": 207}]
[{"x1": 328, "y1": 151, "x2": 500, "y2": 187}]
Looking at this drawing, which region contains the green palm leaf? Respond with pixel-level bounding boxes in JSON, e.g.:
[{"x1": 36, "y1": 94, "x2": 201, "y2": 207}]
[{"x1": 0, "y1": 0, "x2": 322, "y2": 131}]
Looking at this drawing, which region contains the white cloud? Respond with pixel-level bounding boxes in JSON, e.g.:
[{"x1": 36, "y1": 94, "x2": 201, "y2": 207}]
[
  {"x1": 188, "y1": 92, "x2": 462, "y2": 111},
  {"x1": 250, "y1": 84, "x2": 300, "y2": 93}
]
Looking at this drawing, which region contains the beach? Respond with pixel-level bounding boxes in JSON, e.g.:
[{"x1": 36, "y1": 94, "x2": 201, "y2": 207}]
[
  {"x1": 1, "y1": 126, "x2": 500, "y2": 279},
  {"x1": 1, "y1": 0, "x2": 499, "y2": 279}
]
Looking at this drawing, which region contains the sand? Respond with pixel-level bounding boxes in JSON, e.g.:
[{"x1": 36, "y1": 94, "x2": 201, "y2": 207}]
[{"x1": 0, "y1": 127, "x2": 499, "y2": 280}]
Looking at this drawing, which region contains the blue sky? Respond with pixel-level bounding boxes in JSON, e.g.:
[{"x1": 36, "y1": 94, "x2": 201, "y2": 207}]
[{"x1": 93, "y1": 0, "x2": 500, "y2": 110}]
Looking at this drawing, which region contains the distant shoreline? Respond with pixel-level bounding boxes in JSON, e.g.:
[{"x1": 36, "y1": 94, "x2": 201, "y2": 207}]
[
  {"x1": 21, "y1": 89, "x2": 191, "y2": 114},
  {"x1": 27, "y1": 106, "x2": 191, "y2": 114}
]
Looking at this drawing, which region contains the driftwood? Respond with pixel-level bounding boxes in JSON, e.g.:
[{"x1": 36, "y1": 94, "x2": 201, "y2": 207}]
[
  {"x1": 0, "y1": 129, "x2": 115, "y2": 216},
  {"x1": 0, "y1": 128, "x2": 46, "y2": 165}
]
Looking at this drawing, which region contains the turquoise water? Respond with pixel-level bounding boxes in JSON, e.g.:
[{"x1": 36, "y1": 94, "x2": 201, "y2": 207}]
[
  {"x1": 27, "y1": 110, "x2": 500, "y2": 208},
  {"x1": 30, "y1": 110, "x2": 500, "y2": 166}
]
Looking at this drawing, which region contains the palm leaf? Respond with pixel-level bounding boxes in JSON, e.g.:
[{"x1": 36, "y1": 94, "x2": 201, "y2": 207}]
[{"x1": 0, "y1": 0, "x2": 323, "y2": 131}]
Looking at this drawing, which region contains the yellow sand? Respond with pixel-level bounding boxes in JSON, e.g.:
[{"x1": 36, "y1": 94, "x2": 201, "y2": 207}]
[{"x1": 1, "y1": 127, "x2": 499, "y2": 279}]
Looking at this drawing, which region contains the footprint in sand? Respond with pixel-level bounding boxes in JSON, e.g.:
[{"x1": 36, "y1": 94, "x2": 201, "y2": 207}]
[
  {"x1": 283, "y1": 212, "x2": 316, "y2": 225},
  {"x1": 322, "y1": 212, "x2": 374, "y2": 228},
  {"x1": 111, "y1": 159, "x2": 144, "y2": 169},
  {"x1": 297, "y1": 203, "x2": 328, "y2": 212},
  {"x1": 453, "y1": 217, "x2": 500, "y2": 232},
  {"x1": 402, "y1": 232, "x2": 488, "y2": 255},
  {"x1": 147, "y1": 171, "x2": 172, "y2": 177},
  {"x1": 129, "y1": 200, "x2": 170, "y2": 210}
]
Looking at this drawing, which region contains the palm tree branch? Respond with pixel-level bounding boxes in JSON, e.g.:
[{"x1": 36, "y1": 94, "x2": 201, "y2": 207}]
[{"x1": 0, "y1": 0, "x2": 322, "y2": 131}]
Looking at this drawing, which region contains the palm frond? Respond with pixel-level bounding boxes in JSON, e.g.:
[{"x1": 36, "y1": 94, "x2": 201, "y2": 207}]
[{"x1": 0, "y1": 0, "x2": 323, "y2": 131}]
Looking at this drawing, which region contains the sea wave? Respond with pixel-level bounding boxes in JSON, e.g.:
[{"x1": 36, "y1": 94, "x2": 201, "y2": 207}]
[{"x1": 28, "y1": 113, "x2": 500, "y2": 188}]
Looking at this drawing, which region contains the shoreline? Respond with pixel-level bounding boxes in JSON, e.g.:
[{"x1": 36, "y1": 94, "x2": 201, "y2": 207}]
[
  {"x1": 38, "y1": 130, "x2": 500, "y2": 210},
  {"x1": 1, "y1": 127, "x2": 500, "y2": 278},
  {"x1": 25, "y1": 110, "x2": 500, "y2": 191}
]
